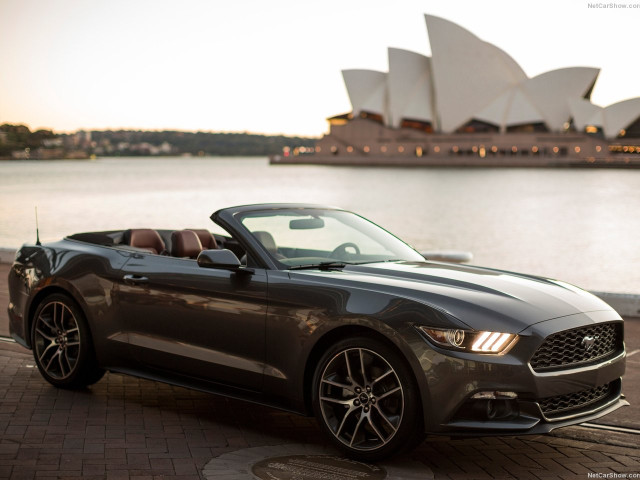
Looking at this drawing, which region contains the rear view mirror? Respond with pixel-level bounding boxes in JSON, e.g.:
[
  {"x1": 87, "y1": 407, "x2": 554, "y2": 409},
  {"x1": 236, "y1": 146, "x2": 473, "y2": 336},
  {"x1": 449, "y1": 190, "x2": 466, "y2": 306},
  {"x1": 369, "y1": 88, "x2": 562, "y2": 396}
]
[{"x1": 290, "y1": 217, "x2": 325, "y2": 230}]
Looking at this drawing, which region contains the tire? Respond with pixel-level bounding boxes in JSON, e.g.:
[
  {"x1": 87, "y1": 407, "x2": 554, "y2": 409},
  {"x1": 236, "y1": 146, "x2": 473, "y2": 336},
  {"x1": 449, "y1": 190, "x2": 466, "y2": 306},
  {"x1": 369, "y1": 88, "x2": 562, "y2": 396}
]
[
  {"x1": 31, "y1": 293, "x2": 105, "y2": 388},
  {"x1": 312, "y1": 336, "x2": 423, "y2": 461}
]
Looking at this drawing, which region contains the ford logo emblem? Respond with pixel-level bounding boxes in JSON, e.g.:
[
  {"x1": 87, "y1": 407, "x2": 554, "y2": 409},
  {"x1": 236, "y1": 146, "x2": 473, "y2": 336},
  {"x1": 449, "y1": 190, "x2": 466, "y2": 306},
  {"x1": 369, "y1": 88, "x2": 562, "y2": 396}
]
[{"x1": 582, "y1": 335, "x2": 597, "y2": 351}]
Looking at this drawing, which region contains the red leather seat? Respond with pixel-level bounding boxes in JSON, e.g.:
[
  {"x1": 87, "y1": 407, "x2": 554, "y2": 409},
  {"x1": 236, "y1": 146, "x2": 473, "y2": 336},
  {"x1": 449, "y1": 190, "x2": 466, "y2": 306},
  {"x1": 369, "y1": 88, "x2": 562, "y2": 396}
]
[
  {"x1": 188, "y1": 229, "x2": 218, "y2": 250},
  {"x1": 171, "y1": 230, "x2": 203, "y2": 259},
  {"x1": 124, "y1": 229, "x2": 166, "y2": 255}
]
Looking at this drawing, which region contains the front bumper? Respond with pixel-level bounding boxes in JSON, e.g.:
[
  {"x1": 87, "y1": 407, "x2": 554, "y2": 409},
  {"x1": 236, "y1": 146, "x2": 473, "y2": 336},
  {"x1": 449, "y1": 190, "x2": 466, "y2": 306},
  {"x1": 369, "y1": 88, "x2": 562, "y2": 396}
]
[{"x1": 414, "y1": 310, "x2": 628, "y2": 435}]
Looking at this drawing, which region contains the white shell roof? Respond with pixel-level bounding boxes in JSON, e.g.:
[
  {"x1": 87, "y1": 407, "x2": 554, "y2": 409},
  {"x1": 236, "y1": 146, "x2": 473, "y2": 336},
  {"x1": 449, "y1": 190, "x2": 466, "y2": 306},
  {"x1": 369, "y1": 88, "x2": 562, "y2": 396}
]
[
  {"x1": 601, "y1": 98, "x2": 640, "y2": 138},
  {"x1": 523, "y1": 67, "x2": 599, "y2": 131},
  {"x1": 569, "y1": 98, "x2": 604, "y2": 132},
  {"x1": 425, "y1": 14, "x2": 526, "y2": 133},
  {"x1": 338, "y1": 14, "x2": 640, "y2": 139},
  {"x1": 341, "y1": 69, "x2": 387, "y2": 119},
  {"x1": 387, "y1": 48, "x2": 434, "y2": 128}
]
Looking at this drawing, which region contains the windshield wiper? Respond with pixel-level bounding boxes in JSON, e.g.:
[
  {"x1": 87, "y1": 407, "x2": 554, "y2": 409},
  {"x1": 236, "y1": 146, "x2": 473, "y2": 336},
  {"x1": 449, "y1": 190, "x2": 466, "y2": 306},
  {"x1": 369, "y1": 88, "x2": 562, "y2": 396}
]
[{"x1": 289, "y1": 261, "x2": 348, "y2": 271}]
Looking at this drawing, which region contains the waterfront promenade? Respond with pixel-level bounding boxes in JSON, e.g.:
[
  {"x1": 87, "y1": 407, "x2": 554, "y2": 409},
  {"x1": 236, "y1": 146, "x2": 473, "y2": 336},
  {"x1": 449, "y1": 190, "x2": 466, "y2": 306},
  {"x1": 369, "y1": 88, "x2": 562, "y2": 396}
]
[{"x1": 2, "y1": 260, "x2": 640, "y2": 479}]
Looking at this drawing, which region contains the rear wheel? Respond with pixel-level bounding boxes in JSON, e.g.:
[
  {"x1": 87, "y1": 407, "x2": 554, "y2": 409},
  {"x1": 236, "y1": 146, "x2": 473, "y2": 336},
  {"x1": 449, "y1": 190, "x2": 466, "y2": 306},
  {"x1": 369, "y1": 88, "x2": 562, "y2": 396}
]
[
  {"x1": 31, "y1": 293, "x2": 105, "y2": 388},
  {"x1": 312, "y1": 336, "x2": 423, "y2": 461}
]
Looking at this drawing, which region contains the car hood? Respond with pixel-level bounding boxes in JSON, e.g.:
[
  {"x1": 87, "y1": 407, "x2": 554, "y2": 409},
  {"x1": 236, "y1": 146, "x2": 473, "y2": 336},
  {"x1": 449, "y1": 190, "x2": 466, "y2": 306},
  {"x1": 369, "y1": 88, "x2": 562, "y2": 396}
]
[{"x1": 292, "y1": 261, "x2": 616, "y2": 333}]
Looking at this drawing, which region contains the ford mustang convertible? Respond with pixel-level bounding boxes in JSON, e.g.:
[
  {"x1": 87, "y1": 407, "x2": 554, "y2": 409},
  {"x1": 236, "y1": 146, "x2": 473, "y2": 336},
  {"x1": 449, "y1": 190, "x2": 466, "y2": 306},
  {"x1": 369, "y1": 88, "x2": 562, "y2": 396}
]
[{"x1": 7, "y1": 204, "x2": 627, "y2": 460}]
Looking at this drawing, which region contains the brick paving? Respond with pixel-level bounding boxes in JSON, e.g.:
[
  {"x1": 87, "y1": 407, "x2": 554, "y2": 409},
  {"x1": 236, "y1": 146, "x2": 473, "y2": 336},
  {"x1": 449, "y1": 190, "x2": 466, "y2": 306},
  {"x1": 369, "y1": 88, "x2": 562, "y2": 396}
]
[{"x1": 1, "y1": 342, "x2": 639, "y2": 479}]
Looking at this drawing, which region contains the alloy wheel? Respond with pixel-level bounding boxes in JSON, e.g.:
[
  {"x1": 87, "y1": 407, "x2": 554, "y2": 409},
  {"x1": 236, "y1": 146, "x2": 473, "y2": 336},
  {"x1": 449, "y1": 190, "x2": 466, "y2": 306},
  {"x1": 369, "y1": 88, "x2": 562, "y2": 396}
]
[
  {"x1": 318, "y1": 347, "x2": 404, "y2": 451},
  {"x1": 33, "y1": 301, "x2": 81, "y2": 380}
]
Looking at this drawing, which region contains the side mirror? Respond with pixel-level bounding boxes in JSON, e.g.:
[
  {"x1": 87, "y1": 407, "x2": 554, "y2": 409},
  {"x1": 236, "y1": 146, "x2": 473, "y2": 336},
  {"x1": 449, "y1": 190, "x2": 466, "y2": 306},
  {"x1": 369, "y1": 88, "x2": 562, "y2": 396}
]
[
  {"x1": 421, "y1": 250, "x2": 473, "y2": 264},
  {"x1": 197, "y1": 249, "x2": 241, "y2": 269}
]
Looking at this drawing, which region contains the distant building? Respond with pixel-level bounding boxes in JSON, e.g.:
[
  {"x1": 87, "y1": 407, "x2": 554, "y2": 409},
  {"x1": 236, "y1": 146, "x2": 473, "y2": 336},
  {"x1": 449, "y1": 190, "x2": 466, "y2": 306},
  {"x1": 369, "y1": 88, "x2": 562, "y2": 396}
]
[{"x1": 302, "y1": 15, "x2": 640, "y2": 167}]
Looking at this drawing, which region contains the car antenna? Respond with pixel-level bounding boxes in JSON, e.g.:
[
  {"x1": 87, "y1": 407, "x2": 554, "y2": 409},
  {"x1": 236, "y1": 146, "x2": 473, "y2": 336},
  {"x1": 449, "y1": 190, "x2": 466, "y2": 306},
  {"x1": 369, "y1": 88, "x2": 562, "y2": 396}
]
[{"x1": 35, "y1": 206, "x2": 41, "y2": 246}]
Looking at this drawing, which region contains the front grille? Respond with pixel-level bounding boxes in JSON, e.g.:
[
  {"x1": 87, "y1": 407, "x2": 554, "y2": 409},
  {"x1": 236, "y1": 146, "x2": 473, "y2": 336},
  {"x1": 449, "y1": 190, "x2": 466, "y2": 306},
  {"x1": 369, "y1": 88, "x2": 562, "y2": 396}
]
[
  {"x1": 538, "y1": 381, "x2": 615, "y2": 419},
  {"x1": 530, "y1": 322, "x2": 622, "y2": 372}
]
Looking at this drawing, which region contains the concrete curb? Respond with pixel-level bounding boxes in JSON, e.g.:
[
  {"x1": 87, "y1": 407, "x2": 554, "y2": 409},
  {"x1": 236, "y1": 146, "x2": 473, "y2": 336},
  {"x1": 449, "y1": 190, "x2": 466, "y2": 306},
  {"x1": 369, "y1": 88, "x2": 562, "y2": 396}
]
[
  {"x1": 593, "y1": 292, "x2": 640, "y2": 319},
  {"x1": 0, "y1": 248, "x2": 15, "y2": 264}
]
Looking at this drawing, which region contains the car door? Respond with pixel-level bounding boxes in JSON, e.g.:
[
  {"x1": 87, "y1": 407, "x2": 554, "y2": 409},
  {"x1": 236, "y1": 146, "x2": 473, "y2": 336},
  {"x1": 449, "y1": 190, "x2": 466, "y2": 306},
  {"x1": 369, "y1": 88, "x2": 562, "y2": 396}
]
[{"x1": 114, "y1": 252, "x2": 267, "y2": 390}]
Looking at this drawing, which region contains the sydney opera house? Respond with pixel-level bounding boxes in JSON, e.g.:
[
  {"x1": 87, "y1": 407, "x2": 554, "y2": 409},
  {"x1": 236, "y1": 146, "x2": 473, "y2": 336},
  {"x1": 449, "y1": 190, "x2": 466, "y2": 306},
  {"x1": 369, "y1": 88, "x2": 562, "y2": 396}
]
[{"x1": 277, "y1": 15, "x2": 640, "y2": 167}]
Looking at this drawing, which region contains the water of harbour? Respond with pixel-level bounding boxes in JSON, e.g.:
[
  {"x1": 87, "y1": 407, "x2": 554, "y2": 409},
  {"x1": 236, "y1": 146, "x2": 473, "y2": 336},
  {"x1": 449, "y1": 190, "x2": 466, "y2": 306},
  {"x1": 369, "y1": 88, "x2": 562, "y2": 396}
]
[{"x1": 1, "y1": 156, "x2": 639, "y2": 293}]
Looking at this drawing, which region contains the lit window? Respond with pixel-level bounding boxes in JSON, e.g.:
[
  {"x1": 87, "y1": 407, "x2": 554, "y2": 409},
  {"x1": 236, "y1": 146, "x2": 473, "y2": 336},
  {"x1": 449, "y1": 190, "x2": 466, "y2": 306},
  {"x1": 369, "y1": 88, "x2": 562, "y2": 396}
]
[
  {"x1": 415, "y1": 146, "x2": 423, "y2": 157},
  {"x1": 553, "y1": 146, "x2": 559, "y2": 154},
  {"x1": 586, "y1": 125, "x2": 598, "y2": 134},
  {"x1": 596, "y1": 145, "x2": 602, "y2": 152},
  {"x1": 532, "y1": 146, "x2": 538, "y2": 153},
  {"x1": 363, "y1": 146, "x2": 370, "y2": 153},
  {"x1": 511, "y1": 146, "x2": 518, "y2": 153},
  {"x1": 434, "y1": 146, "x2": 440, "y2": 153},
  {"x1": 347, "y1": 146, "x2": 354, "y2": 153},
  {"x1": 574, "y1": 146, "x2": 581, "y2": 153}
]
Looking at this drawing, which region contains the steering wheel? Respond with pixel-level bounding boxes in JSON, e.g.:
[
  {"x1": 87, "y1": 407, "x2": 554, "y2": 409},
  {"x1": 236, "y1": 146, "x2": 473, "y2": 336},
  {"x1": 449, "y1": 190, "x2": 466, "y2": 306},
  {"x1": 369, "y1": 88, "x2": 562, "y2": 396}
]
[{"x1": 330, "y1": 242, "x2": 360, "y2": 259}]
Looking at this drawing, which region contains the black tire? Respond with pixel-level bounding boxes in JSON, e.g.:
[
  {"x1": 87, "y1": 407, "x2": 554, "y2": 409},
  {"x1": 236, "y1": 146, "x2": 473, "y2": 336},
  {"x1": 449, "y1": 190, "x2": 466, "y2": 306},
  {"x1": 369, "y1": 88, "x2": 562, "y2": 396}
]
[
  {"x1": 312, "y1": 336, "x2": 423, "y2": 461},
  {"x1": 31, "y1": 293, "x2": 105, "y2": 388}
]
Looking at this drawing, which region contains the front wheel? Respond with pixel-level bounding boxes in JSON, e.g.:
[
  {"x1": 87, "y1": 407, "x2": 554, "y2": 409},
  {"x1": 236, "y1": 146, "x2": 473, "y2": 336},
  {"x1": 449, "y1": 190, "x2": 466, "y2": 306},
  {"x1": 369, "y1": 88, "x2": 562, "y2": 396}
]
[
  {"x1": 31, "y1": 293, "x2": 105, "y2": 388},
  {"x1": 312, "y1": 336, "x2": 423, "y2": 461}
]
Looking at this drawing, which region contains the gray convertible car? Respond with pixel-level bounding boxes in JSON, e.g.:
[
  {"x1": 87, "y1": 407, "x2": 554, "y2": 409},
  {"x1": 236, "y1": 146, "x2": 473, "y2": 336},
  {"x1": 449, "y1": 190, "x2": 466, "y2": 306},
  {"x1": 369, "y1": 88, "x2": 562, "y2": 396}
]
[{"x1": 7, "y1": 203, "x2": 627, "y2": 460}]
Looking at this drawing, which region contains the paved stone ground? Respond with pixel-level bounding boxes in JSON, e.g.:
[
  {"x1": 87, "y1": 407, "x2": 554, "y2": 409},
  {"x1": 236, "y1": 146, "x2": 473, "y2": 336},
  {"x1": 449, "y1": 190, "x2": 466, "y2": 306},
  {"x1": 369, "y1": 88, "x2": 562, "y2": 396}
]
[
  {"x1": 1, "y1": 341, "x2": 639, "y2": 480},
  {"x1": 3, "y1": 261, "x2": 640, "y2": 479}
]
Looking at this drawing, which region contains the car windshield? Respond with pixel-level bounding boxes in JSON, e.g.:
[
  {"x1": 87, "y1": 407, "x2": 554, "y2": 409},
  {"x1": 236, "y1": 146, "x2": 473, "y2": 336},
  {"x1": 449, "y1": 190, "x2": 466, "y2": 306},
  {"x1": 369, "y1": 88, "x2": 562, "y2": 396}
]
[{"x1": 237, "y1": 208, "x2": 425, "y2": 268}]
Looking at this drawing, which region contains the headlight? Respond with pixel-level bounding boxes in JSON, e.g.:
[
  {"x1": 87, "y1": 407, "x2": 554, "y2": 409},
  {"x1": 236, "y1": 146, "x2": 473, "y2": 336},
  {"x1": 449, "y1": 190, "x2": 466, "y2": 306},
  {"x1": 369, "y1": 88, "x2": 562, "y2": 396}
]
[{"x1": 418, "y1": 327, "x2": 517, "y2": 354}]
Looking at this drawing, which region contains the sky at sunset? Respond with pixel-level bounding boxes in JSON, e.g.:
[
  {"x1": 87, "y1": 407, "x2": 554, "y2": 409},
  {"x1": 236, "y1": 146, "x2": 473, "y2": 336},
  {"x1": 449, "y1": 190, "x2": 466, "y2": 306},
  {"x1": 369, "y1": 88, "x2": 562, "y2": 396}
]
[{"x1": 1, "y1": 0, "x2": 639, "y2": 137}]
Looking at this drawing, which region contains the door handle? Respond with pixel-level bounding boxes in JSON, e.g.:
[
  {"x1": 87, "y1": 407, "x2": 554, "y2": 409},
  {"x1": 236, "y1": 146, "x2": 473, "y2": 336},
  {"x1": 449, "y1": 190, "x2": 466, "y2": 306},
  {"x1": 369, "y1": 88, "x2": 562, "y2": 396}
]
[{"x1": 123, "y1": 274, "x2": 149, "y2": 285}]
